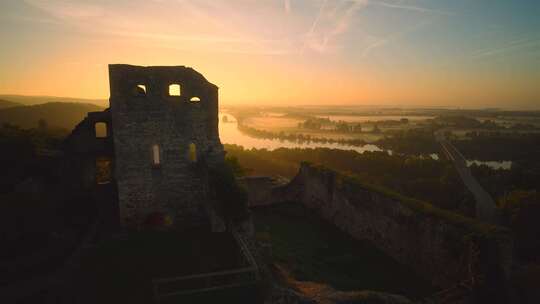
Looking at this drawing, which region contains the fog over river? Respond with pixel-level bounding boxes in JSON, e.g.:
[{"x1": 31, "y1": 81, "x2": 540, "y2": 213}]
[{"x1": 219, "y1": 113, "x2": 511, "y2": 170}]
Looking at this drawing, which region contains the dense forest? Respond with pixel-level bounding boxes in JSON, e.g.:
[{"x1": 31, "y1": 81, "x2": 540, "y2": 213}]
[
  {"x1": 0, "y1": 99, "x2": 21, "y2": 109},
  {"x1": 453, "y1": 132, "x2": 540, "y2": 161},
  {"x1": 0, "y1": 102, "x2": 103, "y2": 130}
]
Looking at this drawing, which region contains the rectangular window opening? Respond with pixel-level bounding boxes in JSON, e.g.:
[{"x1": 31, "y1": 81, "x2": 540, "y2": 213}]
[
  {"x1": 152, "y1": 144, "x2": 161, "y2": 166},
  {"x1": 95, "y1": 122, "x2": 107, "y2": 138},
  {"x1": 96, "y1": 157, "x2": 112, "y2": 184},
  {"x1": 188, "y1": 143, "x2": 197, "y2": 162},
  {"x1": 169, "y1": 84, "x2": 181, "y2": 96}
]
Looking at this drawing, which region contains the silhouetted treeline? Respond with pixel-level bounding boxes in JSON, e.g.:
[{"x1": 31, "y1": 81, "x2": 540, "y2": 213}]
[
  {"x1": 0, "y1": 102, "x2": 103, "y2": 130},
  {"x1": 237, "y1": 122, "x2": 368, "y2": 146},
  {"x1": 453, "y1": 132, "x2": 540, "y2": 161},
  {"x1": 377, "y1": 129, "x2": 440, "y2": 155},
  {"x1": 0, "y1": 124, "x2": 68, "y2": 193}
]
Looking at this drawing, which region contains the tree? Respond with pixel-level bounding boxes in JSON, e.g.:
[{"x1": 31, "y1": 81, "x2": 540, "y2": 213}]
[
  {"x1": 499, "y1": 190, "x2": 540, "y2": 261},
  {"x1": 38, "y1": 118, "x2": 48, "y2": 131},
  {"x1": 225, "y1": 155, "x2": 248, "y2": 177},
  {"x1": 209, "y1": 160, "x2": 249, "y2": 221}
]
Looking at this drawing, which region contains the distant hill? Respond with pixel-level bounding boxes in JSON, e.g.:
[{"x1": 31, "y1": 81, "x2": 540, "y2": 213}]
[
  {"x1": 0, "y1": 102, "x2": 104, "y2": 130},
  {"x1": 0, "y1": 99, "x2": 22, "y2": 109},
  {"x1": 0, "y1": 95, "x2": 107, "y2": 107}
]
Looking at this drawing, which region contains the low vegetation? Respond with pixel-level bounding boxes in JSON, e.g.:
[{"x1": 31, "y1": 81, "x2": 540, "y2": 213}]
[
  {"x1": 208, "y1": 157, "x2": 249, "y2": 221},
  {"x1": 253, "y1": 203, "x2": 435, "y2": 299},
  {"x1": 224, "y1": 144, "x2": 475, "y2": 215}
]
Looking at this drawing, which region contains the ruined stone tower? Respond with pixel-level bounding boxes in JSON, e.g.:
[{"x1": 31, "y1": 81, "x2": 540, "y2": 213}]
[
  {"x1": 110, "y1": 64, "x2": 225, "y2": 228},
  {"x1": 65, "y1": 64, "x2": 226, "y2": 230}
]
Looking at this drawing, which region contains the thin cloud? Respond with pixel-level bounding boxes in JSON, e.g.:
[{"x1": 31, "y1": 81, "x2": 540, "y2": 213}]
[
  {"x1": 374, "y1": 1, "x2": 454, "y2": 16},
  {"x1": 362, "y1": 38, "x2": 388, "y2": 57},
  {"x1": 472, "y1": 37, "x2": 540, "y2": 58},
  {"x1": 300, "y1": 0, "x2": 327, "y2": 54},
  {"x1": 0, "y1": 13, "x2": 60, "y2": 25},
  {"x1": 361, "y1": 19, "x2": 433, "y2": 58},
  {"x1": 302, "y1": 0, "x2": 369, "y2": 54},
  {"x1": 284, "y1": 0, "x2": 291, "y2": 14},
  {"x1": 23, "y1": 0, "x2": 106, "y2": 19},
  {"x1": 20, "y1": 0, "x2": 297, "y2": 56}
]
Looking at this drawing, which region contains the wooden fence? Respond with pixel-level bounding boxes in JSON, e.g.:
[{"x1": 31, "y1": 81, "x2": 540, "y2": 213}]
[{"x1": 152, "y1": 230, "x2": 259, "y2": 303}]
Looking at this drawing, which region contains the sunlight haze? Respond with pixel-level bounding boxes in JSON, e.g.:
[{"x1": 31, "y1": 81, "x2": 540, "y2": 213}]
[{"x1": 1, "y1": 0, "x2": 539, "y2": 108}]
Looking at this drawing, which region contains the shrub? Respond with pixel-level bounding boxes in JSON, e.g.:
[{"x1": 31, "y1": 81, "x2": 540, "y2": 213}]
[
  {"x1": 208, "y1": 160, "x2": 249, "y2": 222},
  {"x1": 499, "y1": 190, "x2": 540, "y2": 261}
]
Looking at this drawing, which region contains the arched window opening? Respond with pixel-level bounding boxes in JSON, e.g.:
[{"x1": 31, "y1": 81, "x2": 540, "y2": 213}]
[
  {"x1": 190, "y1": 96, "x2": 201, "y2": 103},
  {"x1": 95, "y1": 122, "x2": 107, "y2": 138},
  {"x1": 168, "y1": 84, "x2": 181, "y2": 96},
  {"x1": 132, "y1": 84, "x2": 147, "y2": 96},
  {"x1": 96, "y1": 157, "x2": 112, "y2": 184},
  {"x1": 188, "y1": 143, "x2": 197, "y2": 162},
  {"x1": 152, "y1": 144, "x2": 161, "y2": 166}
]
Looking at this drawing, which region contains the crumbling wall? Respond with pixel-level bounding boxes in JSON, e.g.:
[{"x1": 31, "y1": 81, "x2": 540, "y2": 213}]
[
  {"x1": 273, "y1": 163, "x2": 513, "y2": 303},
  {"x1": 64, "y1": 109, "x2": 114, "y2": 190},
  {"x1": 240, "y1": 176, "x2": 289, "y2": 207},
  {"x1": 108, "y1": 64, "x2": 225, "y2": 229}
]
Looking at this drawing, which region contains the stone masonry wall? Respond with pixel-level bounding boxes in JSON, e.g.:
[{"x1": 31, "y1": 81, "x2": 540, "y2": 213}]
[
  {"x1": 264, "y1": 163, "x2": 514, "y2": 303},
  {"x1": 108, "y1": 64, "x2": 224, "y2": 229}
]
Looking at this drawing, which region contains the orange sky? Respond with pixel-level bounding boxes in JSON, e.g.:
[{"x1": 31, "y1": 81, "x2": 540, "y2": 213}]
[{"x1": 1, "y1": 0, "x2": 539, "y2": 109}]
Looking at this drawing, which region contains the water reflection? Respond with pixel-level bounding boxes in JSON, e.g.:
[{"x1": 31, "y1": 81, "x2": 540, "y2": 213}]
[
  {"x1": 219, "y1": 113, "x2": 383, "y2": 153},
  {"x1": 315, "y1": 115, "x2": 434, "y2": 123},
  {"x1": 219, "y1": 113, "x2": 512, "y2": 170}
]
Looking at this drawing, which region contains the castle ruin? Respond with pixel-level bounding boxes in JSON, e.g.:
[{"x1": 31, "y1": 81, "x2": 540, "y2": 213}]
[{"x1": 65, "y1": 64, "x2": 226, "y2": 231}]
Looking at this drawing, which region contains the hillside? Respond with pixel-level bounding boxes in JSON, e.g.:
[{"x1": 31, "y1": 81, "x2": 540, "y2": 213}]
[
  {"x1": 0, "y1": 102, "x2": 104, "y2": 130},
  {"x1": 0, "y1": 95, "x2": 107, "y2": 107},
  {"x1": 0, "y1": 99, "x2": 22, "y2": 109}
]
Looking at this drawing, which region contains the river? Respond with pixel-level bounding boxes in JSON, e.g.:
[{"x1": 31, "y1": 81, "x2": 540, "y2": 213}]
[
  {"x1": 219, "y1": 113, "x2": 383, "y2": 153},
  {"x1": 219, "y1": 113, "x2": 512, "y2": 170}
]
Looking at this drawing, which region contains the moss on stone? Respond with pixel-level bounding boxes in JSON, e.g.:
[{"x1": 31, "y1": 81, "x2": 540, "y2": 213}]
[{"x1": 301, "y1": 162, "x2": 510, "y2": 241}]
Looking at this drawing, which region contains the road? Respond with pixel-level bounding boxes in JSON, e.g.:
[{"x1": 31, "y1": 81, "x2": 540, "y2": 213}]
[{"x1": 435, "y1": 131, "x2": 498, "y2": 223}]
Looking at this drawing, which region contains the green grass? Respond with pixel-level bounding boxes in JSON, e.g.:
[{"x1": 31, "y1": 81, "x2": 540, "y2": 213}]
[{"x1": 253, "y1": 203, "x2": 436, "y2": 299}]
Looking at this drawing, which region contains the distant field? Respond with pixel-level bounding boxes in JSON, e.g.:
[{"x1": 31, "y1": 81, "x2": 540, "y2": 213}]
[
  {"x1": 243, "y1": 116, "x2": 302, "y2": 132},
  {"x1": 315, "y1": 115, "x2": 434, "y2": 123},
  {"x1": 253, "y1": 203, "x2": 435, "y2": 299},
  {"x1": 477, "y1": 116, "x2": 540, "y2": 128},
  {"x1": 450, "y1": 128, "x2": 540, "y2": 140},
  {"x1": 241, "y1": 115, "x2": 386, "y2": 142}
]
